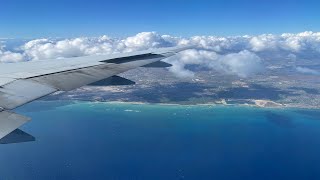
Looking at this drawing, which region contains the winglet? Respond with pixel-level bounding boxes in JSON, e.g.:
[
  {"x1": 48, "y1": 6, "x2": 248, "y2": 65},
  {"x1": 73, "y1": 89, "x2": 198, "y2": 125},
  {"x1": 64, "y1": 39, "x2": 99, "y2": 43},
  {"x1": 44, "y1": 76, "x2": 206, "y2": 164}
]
[{"x1": 0, "y1": 110, "x2": 31, "y2": 140}]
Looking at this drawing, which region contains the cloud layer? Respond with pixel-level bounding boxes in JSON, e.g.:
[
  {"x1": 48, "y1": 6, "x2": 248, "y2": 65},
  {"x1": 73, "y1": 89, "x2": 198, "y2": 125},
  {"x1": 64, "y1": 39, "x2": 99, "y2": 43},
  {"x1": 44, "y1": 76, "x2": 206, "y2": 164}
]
[
  {"x1": 1, "y1": 31, "x2": 320, "y2": 77},
  {"x1": 296, "y1": 67, "x2": 320, "y2": 75}
]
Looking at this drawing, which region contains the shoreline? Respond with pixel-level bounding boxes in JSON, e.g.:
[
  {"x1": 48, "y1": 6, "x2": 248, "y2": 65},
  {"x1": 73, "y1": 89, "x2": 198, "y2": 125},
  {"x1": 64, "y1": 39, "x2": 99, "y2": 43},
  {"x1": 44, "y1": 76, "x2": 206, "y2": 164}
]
[{"x1": 37, "y1": 99, "x2": 320, "y2": 110}]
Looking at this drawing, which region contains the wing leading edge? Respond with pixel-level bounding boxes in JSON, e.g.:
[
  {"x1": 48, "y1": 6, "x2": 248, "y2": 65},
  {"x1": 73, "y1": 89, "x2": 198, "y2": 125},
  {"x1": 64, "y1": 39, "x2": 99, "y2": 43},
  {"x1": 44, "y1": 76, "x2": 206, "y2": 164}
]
[{"x1": 0, "y1": 45, "x2": 193, "y2": 141}]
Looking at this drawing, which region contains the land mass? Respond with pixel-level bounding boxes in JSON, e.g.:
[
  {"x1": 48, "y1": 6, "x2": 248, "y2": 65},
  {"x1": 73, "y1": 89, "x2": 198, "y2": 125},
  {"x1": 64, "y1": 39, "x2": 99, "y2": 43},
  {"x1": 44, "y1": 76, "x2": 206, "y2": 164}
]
[{"x1": 45, "y1": 60, "x2": 320, "y2": 109}]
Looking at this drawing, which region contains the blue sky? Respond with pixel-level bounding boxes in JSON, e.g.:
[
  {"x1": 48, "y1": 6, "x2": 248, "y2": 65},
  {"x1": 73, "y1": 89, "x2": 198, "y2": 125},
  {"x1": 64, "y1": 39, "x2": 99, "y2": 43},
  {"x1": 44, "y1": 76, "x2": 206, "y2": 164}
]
[{"x1": 1, "y1": 0, "x2": 319, "y2": 38}]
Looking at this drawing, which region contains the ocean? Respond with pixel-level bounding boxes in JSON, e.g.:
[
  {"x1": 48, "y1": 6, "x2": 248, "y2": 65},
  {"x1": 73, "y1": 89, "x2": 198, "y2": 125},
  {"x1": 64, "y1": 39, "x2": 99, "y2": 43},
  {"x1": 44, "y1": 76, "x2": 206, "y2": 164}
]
[{"x1": 0, "y1": 101, "x2": 320, "y2": 180}]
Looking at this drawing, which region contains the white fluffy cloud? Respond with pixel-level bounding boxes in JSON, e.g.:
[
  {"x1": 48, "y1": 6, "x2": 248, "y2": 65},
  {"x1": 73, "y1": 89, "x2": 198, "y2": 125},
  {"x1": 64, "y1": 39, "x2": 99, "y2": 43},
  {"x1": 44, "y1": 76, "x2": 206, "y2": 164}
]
[
  {"x1": 248, "y1": 32, "x2": 320, "y2": 53},
  {"x1": 0, "y1": 31, "x2": 320, "y2": 77},
  {"x1": 0, "y1": 50, "x2": 24, "y2": 63},
  {"x1": 0, "y1": 44, "x2": 24, "y2": 63},
  {"x1": 212, "y1": 50, "x2": 263, "y2": 77},
  {"x1": 167, "y1": 49, "x2": 263, "y2": 78}
]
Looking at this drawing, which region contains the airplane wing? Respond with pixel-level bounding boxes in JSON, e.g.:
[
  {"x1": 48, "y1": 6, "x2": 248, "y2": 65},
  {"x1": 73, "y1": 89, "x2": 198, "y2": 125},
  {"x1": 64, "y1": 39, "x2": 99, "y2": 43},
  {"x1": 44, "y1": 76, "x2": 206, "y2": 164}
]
[{"x1": 0, "y1": 46, "x2": 193, "y2": 140}]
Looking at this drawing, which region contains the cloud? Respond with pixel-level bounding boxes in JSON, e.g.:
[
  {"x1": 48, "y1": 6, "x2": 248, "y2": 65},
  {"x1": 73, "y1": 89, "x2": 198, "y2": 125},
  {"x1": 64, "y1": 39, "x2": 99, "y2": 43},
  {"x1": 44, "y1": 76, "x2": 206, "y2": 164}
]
[
  {"x1": 296, "y1": 67, "x2": 320, "y2": 75},
  {"x1": 0, "y1": 44, "x2": 24, "y2": 62},
  {"x1": 121, "y1": 32, "x2": 176, "y2": 51},
  {"x1": 168, "y1": 60, "x2": 195, "y2": 78},
  {"x1": 213, "y1": 50, "x2": 263, "y2": 78},
  {"x1": 249, "y1": 34, "x2": 278, "y2": 51},
  {"x1": 22, "y1": 37, "x2": 114, "y2": 60},
  {"x1": 0, "y1": 31, "x2": 319, "y2": 77},
  {"x1": 168, "y1": 49, "x2": 263, "y2": 78},
  {"x1": 0, "y1": 51, "x2": 24, "y2": 62}
]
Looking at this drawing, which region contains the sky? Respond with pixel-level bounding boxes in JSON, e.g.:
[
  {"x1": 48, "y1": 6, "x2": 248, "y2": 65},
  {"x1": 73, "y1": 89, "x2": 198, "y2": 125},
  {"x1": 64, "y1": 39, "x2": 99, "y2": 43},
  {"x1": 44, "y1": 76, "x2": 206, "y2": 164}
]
[
  {"x1": 1, "y1": 0, "x2": 319, "y2": 38},
  {"x1": 1, "y1": 0, "x2": 320, "y2": 78}
]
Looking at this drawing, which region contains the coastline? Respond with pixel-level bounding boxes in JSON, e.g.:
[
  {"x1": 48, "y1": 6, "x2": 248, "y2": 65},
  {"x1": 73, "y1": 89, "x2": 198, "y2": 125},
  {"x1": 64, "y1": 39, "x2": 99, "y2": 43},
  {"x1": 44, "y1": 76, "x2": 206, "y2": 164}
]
[{"x1": 35, "y1": 99, "x2": 320, "y2": 110}]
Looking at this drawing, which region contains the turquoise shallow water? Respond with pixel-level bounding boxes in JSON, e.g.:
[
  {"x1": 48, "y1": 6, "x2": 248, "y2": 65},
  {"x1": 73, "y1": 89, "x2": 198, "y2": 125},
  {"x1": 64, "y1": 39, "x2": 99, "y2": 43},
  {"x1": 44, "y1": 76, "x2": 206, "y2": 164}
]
[{"x1": 1, "y1": 101, "x2": 320, "y2": 180}]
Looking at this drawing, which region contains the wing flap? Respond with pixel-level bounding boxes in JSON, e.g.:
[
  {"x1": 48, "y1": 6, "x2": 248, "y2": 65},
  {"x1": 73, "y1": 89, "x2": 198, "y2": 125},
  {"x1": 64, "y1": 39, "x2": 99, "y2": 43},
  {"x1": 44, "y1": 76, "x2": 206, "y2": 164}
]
[
  {"x1": 30, "y1": 63, "x2": 129, "y2": 91},
  {"x1": 30, "y1": 56, "x2": 163, "y2": 91},
  {"x1": 0, "y1": 80, "x2": 57, "y2": 109},
  {"x1": 0, "y1": 111, "x2": 31, "y2": 140}
]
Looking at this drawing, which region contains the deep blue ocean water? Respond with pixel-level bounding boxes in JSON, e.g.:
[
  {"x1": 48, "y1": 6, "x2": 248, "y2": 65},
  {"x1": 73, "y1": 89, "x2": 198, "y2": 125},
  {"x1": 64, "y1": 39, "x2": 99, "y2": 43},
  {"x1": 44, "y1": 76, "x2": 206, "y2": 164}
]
[{"x1": 1, "y1": 101, "x2": 320, "y2": 180}]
